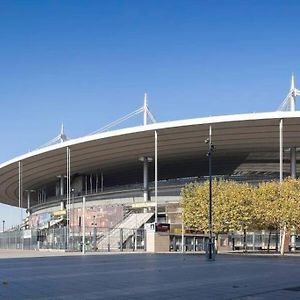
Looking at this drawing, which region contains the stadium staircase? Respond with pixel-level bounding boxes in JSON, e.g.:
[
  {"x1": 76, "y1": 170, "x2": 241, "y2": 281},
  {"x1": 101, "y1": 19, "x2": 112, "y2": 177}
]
[{"x1": 97, "y1": 212, "x2": 153, "y2": 250}]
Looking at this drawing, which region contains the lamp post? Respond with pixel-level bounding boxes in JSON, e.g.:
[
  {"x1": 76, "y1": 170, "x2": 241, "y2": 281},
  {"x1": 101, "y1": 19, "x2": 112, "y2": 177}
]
[
  {"x1": 2, "y1": 220, "x2": 5, "y2": 232},
  {"x1": 205, "y1": 126, "x2": 215, "y2": 260}
]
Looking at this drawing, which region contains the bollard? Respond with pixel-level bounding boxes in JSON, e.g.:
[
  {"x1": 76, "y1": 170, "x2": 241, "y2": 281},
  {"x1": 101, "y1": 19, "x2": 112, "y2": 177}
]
[{"x1": 205, "y1": 240, "x2": 216, "y2": 261}]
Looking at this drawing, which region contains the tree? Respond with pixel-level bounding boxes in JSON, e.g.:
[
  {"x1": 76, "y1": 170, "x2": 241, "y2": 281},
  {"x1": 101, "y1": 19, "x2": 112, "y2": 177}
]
[
  {"x1": 181, "y1": 182, "x2": 209, "y2": 232},
  {"x1": 254, "y1": 181, "x2": 281, "y2": 251},
  {"x1": 254, "y1": 178, "x2": 300, "y2": 254},
  {"x1": 254, "y1": 181, "x2": 281, "y2": 230},
  {"x1": 280, "y1": 178, "x2": 300, "y2": 231},
  {"x1": 181, "y1": 178, "x2": 300, "y2": 255},
  {"x1": 181, "y1": 180, "x2": 254, "y2": 234}
]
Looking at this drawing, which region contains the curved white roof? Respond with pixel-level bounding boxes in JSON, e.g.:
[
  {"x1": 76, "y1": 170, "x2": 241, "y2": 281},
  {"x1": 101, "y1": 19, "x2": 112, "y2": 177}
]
[{"x1": 1, "y1": 111, "x2": 300, "y2": 207}]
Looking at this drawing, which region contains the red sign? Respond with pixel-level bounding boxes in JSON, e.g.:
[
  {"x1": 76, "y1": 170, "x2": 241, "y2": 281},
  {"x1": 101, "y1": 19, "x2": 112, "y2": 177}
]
[{"x1": 155, "y1": 223, "x2": 170, "y2": 232}]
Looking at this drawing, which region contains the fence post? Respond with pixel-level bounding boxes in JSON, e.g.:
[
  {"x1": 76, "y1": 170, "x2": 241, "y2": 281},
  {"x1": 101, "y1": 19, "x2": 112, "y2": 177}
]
[
  {"x1": 108, "y1": 227, "x2": 110, "y2": 252},
  {"x1": 93, "y1": 226, "x2": 97, "y2": 251},
  {"x1": 120, "y1": 228, "x2": 123, "y2": 252},
  {"x1": 134, "y1": 229, "x2": 137, "y2": 251}
]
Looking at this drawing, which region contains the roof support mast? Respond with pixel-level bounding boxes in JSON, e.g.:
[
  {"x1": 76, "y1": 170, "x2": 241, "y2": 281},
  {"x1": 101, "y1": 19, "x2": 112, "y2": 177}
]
[
  {"x1": 277, "y1": 74, "x2": 300, "y2": 111},
  {"x1": 290, "y1": 75, "x2": 296, "y2": 112},
  {"x1": 144, "y1": 93, "x2": 148, "y2": 126}
]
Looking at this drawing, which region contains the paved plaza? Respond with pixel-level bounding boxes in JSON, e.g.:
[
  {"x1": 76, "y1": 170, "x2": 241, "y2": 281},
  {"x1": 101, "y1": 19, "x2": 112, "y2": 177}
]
[{"x1": 0, "y1": 252, "x2": 300, "y2": 299}]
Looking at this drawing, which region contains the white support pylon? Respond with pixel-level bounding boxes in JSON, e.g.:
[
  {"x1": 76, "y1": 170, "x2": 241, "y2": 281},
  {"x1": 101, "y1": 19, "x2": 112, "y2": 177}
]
[
  {"x1": 290, "y1": 74, "x2": 296, "y2": 111},
  {"x1": 60, "y1": 123, "x2": 67, "y2": 142},
  {"x1": 278, "y1": 75, "x2": 300, "y2": 111},
  {"x1": 144, "y1": 93, "x2": 148, "y2": 126},
  {"x1": 90, "y1": 93, "x2": 156, "y2": 135},
  {"x1": 38, "y1": 123, "x2": 68, "y2": 149}
]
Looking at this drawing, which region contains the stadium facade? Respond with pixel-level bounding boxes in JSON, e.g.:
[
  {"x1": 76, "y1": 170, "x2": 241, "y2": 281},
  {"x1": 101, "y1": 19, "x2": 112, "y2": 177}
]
[{"x1": 0, "y1": 77, "x2": 300, "y2": 251}]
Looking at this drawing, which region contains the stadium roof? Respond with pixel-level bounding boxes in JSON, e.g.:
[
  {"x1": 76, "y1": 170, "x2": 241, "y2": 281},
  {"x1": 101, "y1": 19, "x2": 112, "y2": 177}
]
[{"x1": 1, "y1": 111, "x2": 300, "y2": 207}]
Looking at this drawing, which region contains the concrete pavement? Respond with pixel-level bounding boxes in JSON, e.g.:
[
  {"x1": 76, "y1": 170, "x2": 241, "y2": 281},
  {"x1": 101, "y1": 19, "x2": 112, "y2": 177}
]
[{"x1": 0, "y1": 252, "x2": 300, "y2": 299}]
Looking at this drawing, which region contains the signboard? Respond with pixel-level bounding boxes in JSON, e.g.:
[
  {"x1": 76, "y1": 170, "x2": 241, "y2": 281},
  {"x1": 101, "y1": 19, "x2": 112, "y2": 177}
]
[
  {"x1": 23, "y1": 230, "x2": 32, "y2": 239},
  {"x1": 155, "y1": 223, "x2": 170, "y2": 232},
  {"x1": 53, "y1": 210, "x2": 66, "y2": 217},
  {"x1": 145, "y1": 223, "x2": 155, "y2": 233}
]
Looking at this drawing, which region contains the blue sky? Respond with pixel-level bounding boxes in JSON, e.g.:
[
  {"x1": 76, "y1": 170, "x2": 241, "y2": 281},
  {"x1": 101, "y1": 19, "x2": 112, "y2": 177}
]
[{"x1": 0, "y1": 0, "x2": 300, "y2": 227}]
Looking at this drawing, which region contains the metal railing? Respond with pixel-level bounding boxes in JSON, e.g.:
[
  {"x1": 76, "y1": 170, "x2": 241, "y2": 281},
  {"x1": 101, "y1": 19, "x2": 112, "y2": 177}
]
[
  {"x1": 31, "y1": 174, "x2": 281, "y2": 212},
  {"x1": 0, "y1": 229, "x2": 297, "y2": 253},
  {"x1": 0, "y1": 226, "x2": 146, "y2": 252}
]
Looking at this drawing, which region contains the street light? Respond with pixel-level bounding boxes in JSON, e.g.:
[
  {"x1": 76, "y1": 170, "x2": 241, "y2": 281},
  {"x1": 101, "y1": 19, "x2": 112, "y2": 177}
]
[
  {"x1": 2, "y1": 220, "x2": 5, "y2": 232},
  {"x1": 205, "y1": 126, "x2": 215, "y2": 260}
]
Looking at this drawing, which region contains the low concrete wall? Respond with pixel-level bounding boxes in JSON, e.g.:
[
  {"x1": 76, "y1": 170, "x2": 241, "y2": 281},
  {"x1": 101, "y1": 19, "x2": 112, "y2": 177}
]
[{"x1": 146, "y1": 232, "x2": 169, "y2": 252}]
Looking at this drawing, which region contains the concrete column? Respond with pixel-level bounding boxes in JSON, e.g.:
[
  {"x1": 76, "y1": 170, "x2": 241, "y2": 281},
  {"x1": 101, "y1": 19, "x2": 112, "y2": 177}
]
[
  {"x1": 27, "y1": 191, "x2": 30, "y2": 212},
  {"x1": 279, "y1": 119, "x2": 283, "y2": 183},
  {"x1": 60, "y1": 175, "x2": 64, "y2": 196},
  {"x1": 59, "y1": 175, "x2": 65, "y2": 210},
  {"x1": 60, "y1": 200, "x2": 65, "y2": 210},
  {"x1": 96, "y1": 175, "x2": 98, "y2": 193},
  {"x1": 139, "y1": 156, "x2": 152, "y2": 205},
  {"x1": 90, "y1": 174, "x2": 92, "y2": 194},
  {"x1": 85, "y1": 176, "x2": 88, "y2": 194},
  {"x1": 290, "y1": 147, "x2": 297, "y2": 179},
  {"x1": 26, "y1": 190, "x2": 33, "y2": 216},
  {"x1": 101, "y1": 172, "x2": 104, "y2": 192},
  {"x1": 56, "y1": 180, "x2": 59, "y2": 196},
  {"x1": 143, "y1": 159, "x2": 149, "y2": 202}
]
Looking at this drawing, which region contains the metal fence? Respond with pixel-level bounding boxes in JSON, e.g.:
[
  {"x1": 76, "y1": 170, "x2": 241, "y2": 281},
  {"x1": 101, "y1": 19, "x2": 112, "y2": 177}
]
[
  {"x1": 170, "y1": 234, "x2": 208, "y2": 252},
  {"x1": 170, "y1": 231, "x2": 300, "y2": 253},
  {"x1": 0, "y1": 229, "x2": 38, "y2": 250},
  {"x1": 67, "y1": 226, "x2": 146, "y2": 252},
  {"x1": 220, "y1": 231, "x2": 300, "y2": 252},
  {"x1": 231, "y1": 232, "x2": 280, "y2": 251},
  {"x1": 1, "y1": 229, "x2": 299, "y2": 253},
  {"x1": 0, "y1": 227, "x2": 146, "y2": 252}
]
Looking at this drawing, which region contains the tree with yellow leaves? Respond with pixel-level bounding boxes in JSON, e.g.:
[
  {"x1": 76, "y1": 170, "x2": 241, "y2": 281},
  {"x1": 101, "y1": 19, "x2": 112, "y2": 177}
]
[
  {"x1": 182, "y1": 178, "x2": 300, "y2": 255},
  {"x1": 181, "y1": 180, "x2": 254, "y2": 234},
  {"x1": 254, "y1": 181, "x2": 281, "y2": 251},
  {"x1": 280, "y1": 178, "x2": 300, "y2": 231}
]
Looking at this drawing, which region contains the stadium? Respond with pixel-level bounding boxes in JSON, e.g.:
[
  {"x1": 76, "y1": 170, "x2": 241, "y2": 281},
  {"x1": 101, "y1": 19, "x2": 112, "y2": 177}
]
[{"x1": 0, "y1": 77, "x2": 299, "y2": 252}]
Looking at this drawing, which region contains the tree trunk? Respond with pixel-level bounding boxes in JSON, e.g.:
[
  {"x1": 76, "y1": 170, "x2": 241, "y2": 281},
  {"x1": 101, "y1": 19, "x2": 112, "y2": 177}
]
[
  {"x1": 280, "y1": 227, "x2": 286, "y2": 255},
  {"x1": 267, "y1": 231, "x2": 272, "y2": 253},
  {"x1": 275, "y1": 230, "x2": 279, "y2": 252},
  {"x1": 243, "y1": 229, "x2": 247, "y2": 253},
  {"x1": 214, "y1": 233, "x2": 218, "y2": 254}
]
